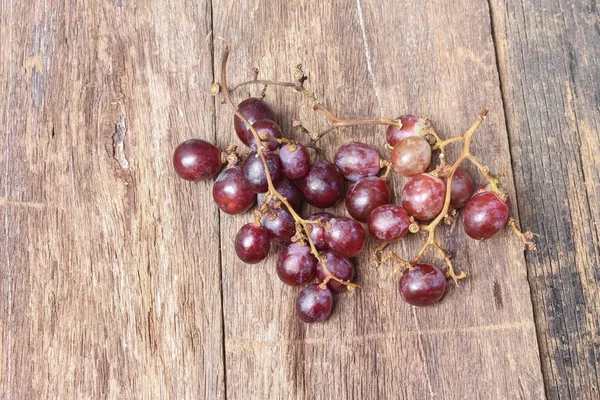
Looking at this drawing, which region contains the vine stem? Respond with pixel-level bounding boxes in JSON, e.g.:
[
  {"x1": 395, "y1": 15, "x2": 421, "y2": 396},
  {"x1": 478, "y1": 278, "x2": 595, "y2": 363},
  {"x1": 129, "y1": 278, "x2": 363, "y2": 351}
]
[
  {"x1": 432, "y1": 135, "x2": 464, "y2": 152},
  {"x1": 383, "y1": 109, "x2": 536, "y2": 283},
  {"x1": 230, "y1": 79, "x2": 303, "y2": 93},
  {"x1": 405, "y1": 109, "x2": 492, "y2": 283},
  {"x1": 219, "y1": 41, "x2": 355, "y2": 290},
  {"x1": 508, "y1": 218, "x2": 537, "y2": 250},
  {"x1": 221, "y1": 60, "x2": 400, "y2": 145}
]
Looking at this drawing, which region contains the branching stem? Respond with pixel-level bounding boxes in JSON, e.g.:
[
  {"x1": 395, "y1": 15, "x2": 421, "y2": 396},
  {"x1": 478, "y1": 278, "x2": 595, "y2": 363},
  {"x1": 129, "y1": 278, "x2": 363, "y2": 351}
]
[
  {"x1": 385, "y1": 109, "x2": 536, "y2": 283},
  {"x1": 401, "y1": 109, "x2": 489, "y2": 283},
  {"x1": 219, "y1": 42, "x2": 536, "y2": 290},
  {"x1": 221, "y1": 59, "x2": 400, "y2": 147},
  {"x1": 219, "y1": 42, "x2": 356, "y2": 290}
]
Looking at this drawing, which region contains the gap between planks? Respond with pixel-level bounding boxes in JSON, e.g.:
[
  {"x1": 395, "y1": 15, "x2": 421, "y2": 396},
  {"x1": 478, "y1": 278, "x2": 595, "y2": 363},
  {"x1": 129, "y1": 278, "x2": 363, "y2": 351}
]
[
  {"x1": 207, "y1": 0, "x2": 229, "y2": 397},
  {"x1": 484, "y1": 0, "x2": 549, "y2": 394}
]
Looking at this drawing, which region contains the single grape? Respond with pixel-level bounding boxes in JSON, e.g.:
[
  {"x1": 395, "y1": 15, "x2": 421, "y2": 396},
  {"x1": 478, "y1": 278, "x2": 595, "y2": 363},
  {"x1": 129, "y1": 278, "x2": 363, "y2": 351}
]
[
  {"x1": 258, "y1": 178, "x2": 302, "y2": 211},
  {"x1": 391, "y1": 136, "x2": 432, "y2": 177},
  {"x1": 463, "y1": 191, "x2": 510, "y2": 240},
  {"x1": 300, "y1": 161, "x2": 344, "y2": 208},
  {"x1": 402, "y1": 173, "x2": 446, "y2": 220},
  {"x1": 242, "y1": 151, "x2": 282, "y2": 193},
  {"x1": 345, "y1": 176, "x2": 391, "y2": 222},
  {"x1": 473, "y1": 183, "x2": 511, "y2": 208},
  {"x1": 386, "y1": 115, "x2": 429, "y2": 146},
  {"x1": 295, "y1": 284, "x2": 334, "y2": 323},
  {"x1": 325, "y1": 217, "x2": 366, "y2": 258},
  {"x1": 316, "y1": 252, "x2": 355, "y2": 292},
  {"x1": 280, "y1": 142, "x2": 311, "y2": 180},
  {"x1": 173, "y1": 139, "x2": 222, "y2": 181},
  {"x1": 276, "y1": 244, "x2": 317, "y2": 286},
  {"x1": 334, "y1": 141, "x2": 381, "y2": 181},
  {"x1": 399, "y1": 263, "x2": 447, "y2": 306},
  {"x1": 262, "y1": 208, "x2": 296, "y2": 245},
  {"x1": 234, "y1": 223, "x2": 270, "y2": 264},
  {"x1": 213, "y1": 166, "x2": 257, "y2": 214},
  {"x1": 449, "y1": 167, "x2": 475, "y2": 209},
  {"x1": 368, "y1": 204, "x2": 411, "y2": 242},
  {"x1": 307, "y1": 212, "x2": 334, "y2": 250},
  {"x1": 234, "y1": 98, "x2": 275, "y2": 146},
  {"x1": 247, "y1": 119, "x2": 282, "y2": 151}
]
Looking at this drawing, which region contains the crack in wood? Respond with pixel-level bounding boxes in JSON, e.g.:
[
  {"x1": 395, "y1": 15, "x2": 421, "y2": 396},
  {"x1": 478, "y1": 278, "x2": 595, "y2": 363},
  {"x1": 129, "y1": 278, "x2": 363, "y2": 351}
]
[
  {"x1": 355, "y1": 0, "x2": 384, "y2": 115},
  {"x1": 113, "y1": 114, "x2": 129, "y2": 169}
]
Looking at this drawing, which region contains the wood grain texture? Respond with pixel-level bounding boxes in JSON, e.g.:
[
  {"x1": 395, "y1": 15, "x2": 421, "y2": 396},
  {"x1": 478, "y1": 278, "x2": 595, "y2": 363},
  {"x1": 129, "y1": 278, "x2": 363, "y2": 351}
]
[
  {"x1": 6, "y1": 0, "x2": 599, "y2": 398},
  {"x1": 0, "y1": 1, "x2": 224, "y2": 399},
  {"x1": 213, "y1": 1, "x2": 544, "y2": 398},
  {"x1": 489, "y1": 0, "x2": 600, "y2": 398}
]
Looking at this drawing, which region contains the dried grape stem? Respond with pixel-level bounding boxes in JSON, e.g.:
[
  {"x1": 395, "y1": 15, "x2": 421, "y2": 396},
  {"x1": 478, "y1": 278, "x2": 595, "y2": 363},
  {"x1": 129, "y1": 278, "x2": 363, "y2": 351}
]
[
  {"x1": 219, "y1": 42, "x2": 355, "y2": 290},
  {"x1": 230, "y1": 79, "x2": 303, "y2": 93},
  {"x1": 432, "y1": 136, "x2": 464, "y2": 152},
  {"x1": 508, "y1": 218, "x2": 537, "y2": 250},
  {"x1": 385, "y1": 109, "x2": 536, "y2": 283},
  {"x1": 225, "y1": 62, "x2": 400, "y2": 146},
  {"x1": 408, "y1": 109, "x2": 490, "y2": 284}
]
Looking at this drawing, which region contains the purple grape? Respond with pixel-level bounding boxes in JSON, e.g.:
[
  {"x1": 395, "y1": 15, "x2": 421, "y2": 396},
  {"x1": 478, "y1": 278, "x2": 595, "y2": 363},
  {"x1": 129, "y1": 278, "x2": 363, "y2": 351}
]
[
  {"x1": 300, "y1": 161, "x2": 344, "y2": 208},
  {"x1": 234, "y1": 98, "x2": 275, "y2": 146},
  {"x1": 276, "y1": 244, "x2": 317, "y2": 286},
  {"x1": 345, "y1": 176, "x2": 391, "y2": 222},
  {"x1": 334, "y1": 141, "x2": 381, "y2": 181},
  {"x1": 280, "y1": 142, "x2": 311, "y2": 179},
  {"x1": 242, "y1": 151, "x2": 282, "y2": 193}
]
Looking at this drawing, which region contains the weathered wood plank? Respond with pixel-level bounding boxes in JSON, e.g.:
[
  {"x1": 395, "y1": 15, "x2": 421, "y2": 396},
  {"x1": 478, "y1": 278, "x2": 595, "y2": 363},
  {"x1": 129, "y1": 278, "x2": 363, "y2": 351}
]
[
  {"x1": 489, "y1": 0, "x2": 600, "y2": 397},
  {"x1": 213, "y1": 1, "x2": 545, "y2": 398},
  {"x1": 0, "y1": 1, "x2": 224, "y2": 398}
]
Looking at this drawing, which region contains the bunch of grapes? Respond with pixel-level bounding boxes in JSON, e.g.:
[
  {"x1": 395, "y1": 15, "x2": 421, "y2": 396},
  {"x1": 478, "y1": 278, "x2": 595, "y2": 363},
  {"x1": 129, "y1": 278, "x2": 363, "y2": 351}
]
[{"x1": 172, "y1": 44, "x2": 535, "y2": 324}]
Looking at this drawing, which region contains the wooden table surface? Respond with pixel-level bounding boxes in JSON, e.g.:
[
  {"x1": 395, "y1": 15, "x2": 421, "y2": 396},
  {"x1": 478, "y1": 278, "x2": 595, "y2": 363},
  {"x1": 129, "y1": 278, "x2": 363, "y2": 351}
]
[{"x1": 1, "y1": 1, "x2": 598, "y2": 399}]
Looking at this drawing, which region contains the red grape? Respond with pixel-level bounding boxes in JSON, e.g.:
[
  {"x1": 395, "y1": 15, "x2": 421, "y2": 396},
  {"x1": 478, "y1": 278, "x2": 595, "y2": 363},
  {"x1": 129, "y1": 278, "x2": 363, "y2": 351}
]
[
  {"x1": 386, "y1": 115, "x2": 427, "y2": 146},
  {"x1": 345, "y1": 176, "x2": 391, "y2": 222},
  {"x1": 402, "y1": 173, "x2": 446, "y2": 220},
  {"x1": 325, "y1": 217, "x2": 366, "y2": 258},
  {"x1": 449, "y1": 167, "x2": 475, "y2": 209},
  {"x1": 234, "y1": 98, "x2": 275, "y2": 146},
  {"x1": 368, "y1": 204, "x2": 411, "y2": 242},
  {"x1": 391, "y1": 136, "x2": 432, "y2": 177},
  {"x1": 276, "y1": 244, "x2": 317, "y2": 286},
  {"x1": 296, "y1": 284, "x2": 334, "y2": 323},
  {"x1": 262, "y1": 208, "x2": 296, "y2": 245},
  {"x1": 473, "y1": 184, "x2": 511, "y2": 209},
  {"x1": 173, "y1": 139, "x2": 222, "y2": 181},
  {"x1": 234, "y1": 223, "x2": 271, "y2": 264},
  {"x1": 307, "y1": 212, "x2": 334, "y2": 250},
  {"x1": 399, "y1": 263, "x2": 447, "y2": 306},
  {"x1": 247, "y1": 119, "x2": 282, "y2": 151},
  {"x1": 242, "y1": 151, "x2": 282, "y2": 193},
  {"x1": 316, "y1": 252, "x2": 355, "y2": 292},
  {"x1": 279, "y1": 142, "x2": 311, "y2": 179},
  {"x1": 463, "y1": 191, "x2": 509, "y2": 240},
  {"x1": 334, "y1": 141, "x2": 381, "y2": 181},
  {"x1": 213, "y1": 166, "x2": 256, "y2": 214},
  {"x1": 300, "y1": 161, "x2": 344, "y2": 208}
]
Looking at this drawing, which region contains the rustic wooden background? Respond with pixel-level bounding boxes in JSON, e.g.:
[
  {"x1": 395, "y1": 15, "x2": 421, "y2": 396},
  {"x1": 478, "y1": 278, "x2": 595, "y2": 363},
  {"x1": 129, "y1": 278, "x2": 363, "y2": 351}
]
[{"x1": 1, "y1": 0, "x2": 598, "y2": 399}]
